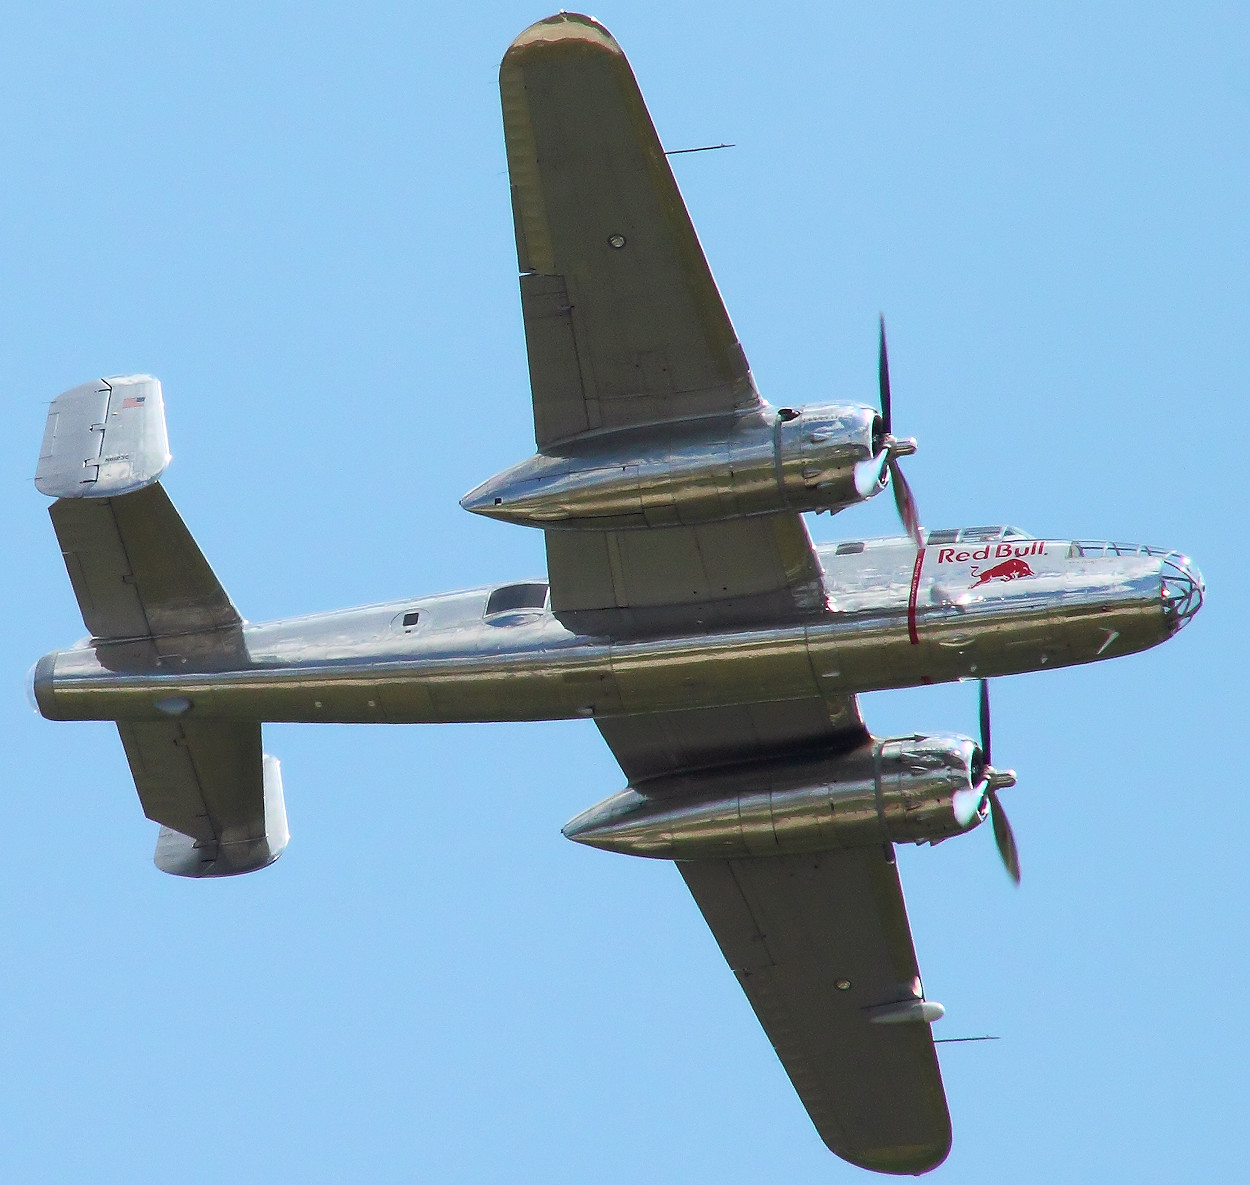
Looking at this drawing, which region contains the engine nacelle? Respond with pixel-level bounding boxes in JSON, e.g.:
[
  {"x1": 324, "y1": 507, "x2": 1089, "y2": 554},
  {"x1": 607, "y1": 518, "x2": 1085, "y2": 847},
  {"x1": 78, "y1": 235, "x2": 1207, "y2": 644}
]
[
  {"x1": 461, "y1": 402, "x2": 883, "y2": 529},
  {"x1": 562, "y1": 735, "x2": 988, "y2": 859}
]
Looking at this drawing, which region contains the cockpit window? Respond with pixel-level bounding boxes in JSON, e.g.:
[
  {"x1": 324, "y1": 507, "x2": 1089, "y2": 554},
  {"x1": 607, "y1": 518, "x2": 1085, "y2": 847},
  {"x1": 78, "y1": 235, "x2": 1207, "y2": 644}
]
[
  {"x1": 928, "y1": 526, "x2": 1034, "y2": 545},
  {"x1": 958, "y1": 525, "x2": 1006, "y2": 543},
  {"x1": 485, "y1": 582, "x2": 549, "y2": 615}
]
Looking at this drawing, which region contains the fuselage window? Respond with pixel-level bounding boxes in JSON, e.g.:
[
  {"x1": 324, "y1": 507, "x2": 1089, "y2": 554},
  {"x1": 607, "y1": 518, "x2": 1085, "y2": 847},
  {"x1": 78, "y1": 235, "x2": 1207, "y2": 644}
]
[
  {"x1": 402, "y1": 611, "x2": 420, "y2": 628},
  {"x1": 485, "y1": 582, "x2": 549, "y2": 615},
  {"x1": 835, "y1": 541, "x2": 865, "y2": 555}
]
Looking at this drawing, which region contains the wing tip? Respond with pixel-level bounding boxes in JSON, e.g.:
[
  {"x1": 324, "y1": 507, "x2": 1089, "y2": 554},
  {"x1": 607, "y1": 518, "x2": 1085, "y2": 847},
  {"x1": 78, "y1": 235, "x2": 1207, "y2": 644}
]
[
  {"x1": 830, "y1": 1132, "x2": 952, "y2": 1176},
  {"x1": 504, "y1": 12, "x2": 624, "y2": 60}
]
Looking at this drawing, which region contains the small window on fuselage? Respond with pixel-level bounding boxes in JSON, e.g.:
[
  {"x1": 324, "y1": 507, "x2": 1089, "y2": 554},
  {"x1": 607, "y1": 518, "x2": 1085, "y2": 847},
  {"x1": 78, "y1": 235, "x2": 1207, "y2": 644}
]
[
  {"x1": 485, "y1": 582, "x2": 549, "y2": 615},
  {"x1": 402, "y1": 611, "x2": 420, "y2": 628},
  {"x1": 835, "y1": 541, "x2": 865, "y2": 555}
]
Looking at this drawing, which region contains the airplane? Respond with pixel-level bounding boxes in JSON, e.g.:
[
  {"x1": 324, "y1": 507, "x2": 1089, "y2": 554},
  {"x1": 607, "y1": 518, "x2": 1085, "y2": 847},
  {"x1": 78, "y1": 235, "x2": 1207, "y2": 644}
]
[{"x1": 28, "y1": 12, "x2": 1203, "y2": 1177}]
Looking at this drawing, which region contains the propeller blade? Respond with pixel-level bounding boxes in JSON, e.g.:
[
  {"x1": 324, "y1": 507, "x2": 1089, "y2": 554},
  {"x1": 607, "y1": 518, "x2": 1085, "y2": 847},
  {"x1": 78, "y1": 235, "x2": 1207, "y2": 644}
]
[
  {"x1": 888, "y1": 456, "x2": 923, "y2": 548},
  {"x1": 878, "y1": 315, "x2": 892, "y2": 436},
  {"x1": 979, "y1": 678, "x2": 992, "y2": 767},
  {"x1": 988, "y1": 790, "x2": 1021, "y2": 883}
]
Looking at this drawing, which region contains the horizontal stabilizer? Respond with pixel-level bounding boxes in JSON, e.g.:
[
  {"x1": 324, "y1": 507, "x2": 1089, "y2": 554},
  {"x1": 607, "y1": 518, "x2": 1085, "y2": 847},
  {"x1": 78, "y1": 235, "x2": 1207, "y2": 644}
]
[
  {"x1": 36, "y1": 375, "x2": 169, "y2": 499},
  {"x1": 154, "y1": 755, "x2": 289, "y2": 878},
  {"x1": 49, "y1": 484, "x2": 242, "y2": 656},
  {"x1": 117, "y1": 721, "x2": 289, "y2": 878}
]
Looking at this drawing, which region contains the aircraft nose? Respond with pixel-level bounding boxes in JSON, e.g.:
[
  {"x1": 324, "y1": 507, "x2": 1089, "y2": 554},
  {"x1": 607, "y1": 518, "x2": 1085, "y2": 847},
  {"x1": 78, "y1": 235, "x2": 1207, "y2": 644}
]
[{"x1": 1161, "y1": 552, "x2": 1204, "y2": 635}]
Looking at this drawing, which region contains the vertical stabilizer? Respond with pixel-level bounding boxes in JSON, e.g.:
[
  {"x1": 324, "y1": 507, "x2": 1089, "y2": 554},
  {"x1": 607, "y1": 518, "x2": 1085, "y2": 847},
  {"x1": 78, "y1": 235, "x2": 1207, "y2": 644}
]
[{"x1": 36, "y1": 375, "x2": 170, "y2": 499}]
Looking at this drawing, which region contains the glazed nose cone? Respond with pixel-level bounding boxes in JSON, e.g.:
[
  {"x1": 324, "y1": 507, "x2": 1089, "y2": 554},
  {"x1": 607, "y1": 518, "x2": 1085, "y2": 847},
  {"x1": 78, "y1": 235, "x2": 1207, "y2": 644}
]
[{"x1": 1161, "y1": 553, "x2": 1204, "y2": 635}]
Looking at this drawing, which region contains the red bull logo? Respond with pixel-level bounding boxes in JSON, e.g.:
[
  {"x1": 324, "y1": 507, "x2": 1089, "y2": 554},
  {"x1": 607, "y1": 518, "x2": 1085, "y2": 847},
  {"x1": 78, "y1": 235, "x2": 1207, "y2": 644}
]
[
  {"x1": 970, "y1": 557, "x2": 1035, "y2": 587},
  {"x1": 934, "y1": 539, "x2": 1045, "y2": 588}
]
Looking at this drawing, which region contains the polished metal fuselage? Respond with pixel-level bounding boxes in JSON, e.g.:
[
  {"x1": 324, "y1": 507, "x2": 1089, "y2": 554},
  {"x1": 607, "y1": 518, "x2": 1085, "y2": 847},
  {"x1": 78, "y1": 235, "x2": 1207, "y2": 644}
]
[{"x1": 33, "y1": 533, "x2": 1201, "y2": 727}]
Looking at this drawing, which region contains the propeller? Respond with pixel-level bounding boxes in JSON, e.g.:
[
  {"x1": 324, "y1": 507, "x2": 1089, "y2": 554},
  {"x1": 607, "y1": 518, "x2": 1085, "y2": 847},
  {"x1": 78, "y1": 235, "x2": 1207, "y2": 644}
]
[
  {"x1": 855, "y1": 317, "x2": 923, "y2": 546},
  {"x1": 978, "y1": 678, "x2": 1021, "y2": 884}
]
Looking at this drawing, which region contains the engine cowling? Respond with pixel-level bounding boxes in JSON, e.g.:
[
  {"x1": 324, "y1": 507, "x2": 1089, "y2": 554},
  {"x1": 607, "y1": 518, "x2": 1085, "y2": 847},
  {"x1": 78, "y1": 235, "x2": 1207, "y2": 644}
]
[
  {"x1": 460, "y1": 402, "x2": 882, "y2": 529},
  {"x1": 562, "y1": 735, "x2": 989, "y2": 859}
]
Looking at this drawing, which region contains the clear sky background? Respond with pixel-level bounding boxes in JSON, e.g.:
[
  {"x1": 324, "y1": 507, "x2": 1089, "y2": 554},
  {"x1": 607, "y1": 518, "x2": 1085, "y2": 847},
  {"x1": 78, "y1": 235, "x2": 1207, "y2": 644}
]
[{"x1": 3, "y1": 2, "x2": 1246, "y2": 1181}]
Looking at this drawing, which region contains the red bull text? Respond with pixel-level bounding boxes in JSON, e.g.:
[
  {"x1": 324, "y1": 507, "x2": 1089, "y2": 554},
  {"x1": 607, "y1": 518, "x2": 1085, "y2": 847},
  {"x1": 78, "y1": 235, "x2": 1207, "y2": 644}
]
[{"x1": 935, "y1": 540, "x2": 1046, "y2": 566}]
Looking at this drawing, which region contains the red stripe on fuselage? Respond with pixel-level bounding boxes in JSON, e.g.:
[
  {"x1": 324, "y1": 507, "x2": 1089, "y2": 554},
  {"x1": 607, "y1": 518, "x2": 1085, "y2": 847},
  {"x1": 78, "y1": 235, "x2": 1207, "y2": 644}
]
[{"x1": 907, "y1": 548, "x2": 926, "y2": 645}]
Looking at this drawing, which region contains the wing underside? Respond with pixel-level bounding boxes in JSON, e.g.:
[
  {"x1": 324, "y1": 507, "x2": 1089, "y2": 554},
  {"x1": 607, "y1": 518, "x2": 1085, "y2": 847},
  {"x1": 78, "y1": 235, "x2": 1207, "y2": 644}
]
[
  {"x1": 545, "y1": 512, "x2": 826, "y2": 636},
  {"x1": 502, "y1": 13, "x2": 828, "y2": 638},
  {"x1": 501, "y1": 12, "x2": 758, "y2": 448},
  {"x1": 596, "y1": 695, "x2": 867, "y2": 784},
  {"x1": 592, "y1": 692, "x2": 952, "y2": 1170},
  {"x1": 680, "y1": 848, "x2": 951, "y2": 1174},
  {"x1": 504, "y1": 16, "x2": 949, "y2": 1172}
]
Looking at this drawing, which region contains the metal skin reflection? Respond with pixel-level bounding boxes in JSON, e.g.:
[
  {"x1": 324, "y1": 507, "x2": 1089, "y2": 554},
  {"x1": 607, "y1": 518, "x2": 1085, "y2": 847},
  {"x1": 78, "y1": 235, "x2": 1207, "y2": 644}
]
[
  {"x1": 459, "y1": 403, "x2": 886, "y2": 529},
  {"x1": 561, "y1": 735, "x2": 997, "y2": 859},
  {"x1": 33, "y1": 534, "x2": 1202, "y2": 727}
]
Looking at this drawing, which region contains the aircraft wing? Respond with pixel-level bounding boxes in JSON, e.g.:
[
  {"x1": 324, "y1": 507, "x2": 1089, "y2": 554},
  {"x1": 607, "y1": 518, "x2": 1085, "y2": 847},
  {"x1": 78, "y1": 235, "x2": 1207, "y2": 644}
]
[
  {"x1": 593, "y1": 691, "x2": 952, "y2": 1171},
  {"x1": 502, "y1": 14, "x2": 825, "y2": 635},
  {"x1": 503, "y1": 22, "x2": 947, "y2": 1167},
  {"x1": 501, "y1": 12, "x2": 759, "y2": 448},
  {"x1": 592, "y1": 685, "x2": 946, "y2": 1172},
  {"x1": 544, "y1": 513, "x2": 826, "y2": 635},
  {"x1": 679, "y1": 848, "x2": 952, "y2": 1175},
  {"x1": 596, "y1": 695, "x2": 867, "y2": 783}
]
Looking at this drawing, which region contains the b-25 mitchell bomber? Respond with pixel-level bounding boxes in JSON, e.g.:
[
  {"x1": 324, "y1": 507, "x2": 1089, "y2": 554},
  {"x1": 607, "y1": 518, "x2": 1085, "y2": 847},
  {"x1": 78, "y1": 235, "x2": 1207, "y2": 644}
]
[{"x1": 30, "y1": 13, "x2": 1203, "y2": 1176}]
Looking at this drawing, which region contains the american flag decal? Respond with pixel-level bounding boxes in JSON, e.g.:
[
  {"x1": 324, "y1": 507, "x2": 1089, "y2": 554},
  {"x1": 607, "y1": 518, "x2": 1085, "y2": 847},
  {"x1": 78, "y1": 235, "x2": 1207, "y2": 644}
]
[{"x1": 121, "y1": 395, "x2": 146, "y2": 409}]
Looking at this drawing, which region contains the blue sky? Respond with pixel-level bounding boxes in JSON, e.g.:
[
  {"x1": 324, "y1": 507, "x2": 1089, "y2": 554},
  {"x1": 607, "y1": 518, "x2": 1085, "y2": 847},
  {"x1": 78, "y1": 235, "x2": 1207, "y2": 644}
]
[{"x1": 3, "y1": 2, "x2": 1246, "y2": 1181}]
